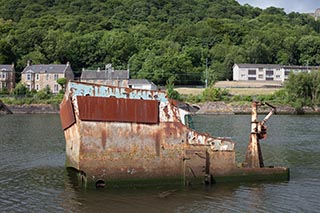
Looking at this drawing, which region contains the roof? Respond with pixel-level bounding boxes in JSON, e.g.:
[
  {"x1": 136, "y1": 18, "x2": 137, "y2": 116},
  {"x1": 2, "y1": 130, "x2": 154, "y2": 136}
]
[
  {"x1": 283, "y1": 65, "x2": 320, "y2": 70},
  {"x1": 81, "y1": 70, "x2": 129, "y2": 80},
  {"x1": 129, "y1": 79, "x2": 154, "y2": 85},
  {"x1": 234, "y1": 64, "x2": 282, "y2": 69},
  {"x1": 22, "y1": 64, "x2": 70, "y2": 74},
  {"x1": 0, "y1": 65, "x2": 14, "y2": 71},
  {"x1": 234, "y1": 63, "x2": 320, "y2": 70}
]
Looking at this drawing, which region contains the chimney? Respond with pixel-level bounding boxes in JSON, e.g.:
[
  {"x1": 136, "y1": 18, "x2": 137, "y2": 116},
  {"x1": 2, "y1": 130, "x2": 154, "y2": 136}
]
[{"x1": 27, "y1": 60, "x2": 32, "y2": 67}]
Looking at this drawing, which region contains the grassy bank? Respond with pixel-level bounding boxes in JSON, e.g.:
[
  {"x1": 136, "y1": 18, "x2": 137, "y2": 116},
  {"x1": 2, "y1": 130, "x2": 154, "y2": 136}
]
[
  {"x1": 176, "y1": 87, "x2": 280, "y2": 96},
  {"x1": 176, "y1": 81, "x2": 282, "y2": 96}
]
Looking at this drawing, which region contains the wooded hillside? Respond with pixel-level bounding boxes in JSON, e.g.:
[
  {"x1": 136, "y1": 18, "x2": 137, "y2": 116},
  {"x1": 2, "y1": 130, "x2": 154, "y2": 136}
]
[{"x1": 0, "y1": 0, "x2": 319, "y2": 85}]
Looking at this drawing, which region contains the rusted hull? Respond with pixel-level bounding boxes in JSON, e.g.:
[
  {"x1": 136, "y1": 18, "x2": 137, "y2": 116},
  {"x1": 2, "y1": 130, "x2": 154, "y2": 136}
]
[
  {"x1": 64, "y1": 119, "x2": 239, "y2": 186},
  {"x1": 60, "y1": 81, "x2": 289, "y2": 188}
]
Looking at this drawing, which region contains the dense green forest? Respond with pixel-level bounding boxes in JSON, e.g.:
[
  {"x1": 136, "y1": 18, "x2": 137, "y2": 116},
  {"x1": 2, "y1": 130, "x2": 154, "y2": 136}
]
[{"x1": 0, "y1": 0, "x2": 320, "y2": 85}]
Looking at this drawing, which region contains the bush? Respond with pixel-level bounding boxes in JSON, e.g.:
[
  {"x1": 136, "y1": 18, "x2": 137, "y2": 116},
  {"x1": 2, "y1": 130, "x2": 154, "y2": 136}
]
[
  {"x1": 231, "y1": 95, "x2": 253, "y2": 102},
  {"x1": 166, "y1": 76, "x2": 182, "y2": 101},
  {"x1": 0, "y1": 88, "x2": 9, "y2": 95},
  {"x1": 13, "y1": 82, "x2": 28, "y2": 96},
  {"x1": 183, "y1": 94, "x2": 202, "y2": 103},
  {"x1": 36, "y1": 85, "x2": 52, "y2": 100},
  {"x1": 201, "y1": 87, "x2": 230, "y2": 102}
]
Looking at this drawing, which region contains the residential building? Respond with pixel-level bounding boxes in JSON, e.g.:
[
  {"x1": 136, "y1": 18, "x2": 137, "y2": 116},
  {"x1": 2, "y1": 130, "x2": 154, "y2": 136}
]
[
  {"x1": 21, "y1": 61, "x2": 74, "y2": 93},
  {"x1": 128, "y1": 79, "x2": 158, "y2": 91},
  {"x1": 80, "y1": 64, "x2": 129, "y2": 87},
  {"x1": 309, "y1": 8, "x2": 320, "y2": 20},
  {"x1": 0, "y1": 64, "x2": 15, "y2": 92},
  {"x1": 233, "y1": 64, "x2": 320, "y2": 82}
]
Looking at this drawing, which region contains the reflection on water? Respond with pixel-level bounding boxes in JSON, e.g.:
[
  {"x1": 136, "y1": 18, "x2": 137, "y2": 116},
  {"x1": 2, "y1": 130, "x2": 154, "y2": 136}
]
[{"x1": 1, "y1": 114, "x2": 320, "y2": 212}]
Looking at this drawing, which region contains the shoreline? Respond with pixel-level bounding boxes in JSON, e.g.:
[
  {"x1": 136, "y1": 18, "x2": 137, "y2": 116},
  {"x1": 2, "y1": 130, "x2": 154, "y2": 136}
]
[
  {"x1": 5, "y1": 104, "x2": 60, "y2": 114},
  {"x1": 2, "y1": 102, "x2": 320, "y2": 115},
  {"x1": 195, "y1": 101, "x2": 320, "y2": 115}
]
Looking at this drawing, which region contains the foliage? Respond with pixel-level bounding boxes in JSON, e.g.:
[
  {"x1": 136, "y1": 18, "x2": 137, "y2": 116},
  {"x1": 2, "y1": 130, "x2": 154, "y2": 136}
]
[
  {"x1": 183, "y1": 94, "x2": 202, "y2": 103},
  {"x1": 284, "y1": 71, "x2": 320, "y2": 108},
  {"x1": 201, "y1": 87, "x2": 230, "y2": 102},
  {"x1": 12, "y1": 82, "x2": 28, "y2": 96},
  {"x1": 230, "y1": 95, "x2": 253, "y2": 102},
  {"x1": 165, "y1": 76, "x2": 181, "y2": 101},
  {"x1": 2, "y1": 89, "x2": 62, "y2": 105},
  {"x1": 0, "y1": 87, "x2": 9, "y2": 94},
  {"x1": 56, "y1": 77, "x2": 67, "y2": 90},
  {"x1": 0, "y1": 0, "x2": 319, "y2": 85},
  {"x1": 36, "y1": 85, "x2": 52, "y2": 100}
]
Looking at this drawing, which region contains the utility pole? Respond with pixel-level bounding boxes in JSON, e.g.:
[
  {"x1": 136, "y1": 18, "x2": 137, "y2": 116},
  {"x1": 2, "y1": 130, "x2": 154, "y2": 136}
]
[{"x1": 205, "y1": 58, "x2": 208, "y2": 88}]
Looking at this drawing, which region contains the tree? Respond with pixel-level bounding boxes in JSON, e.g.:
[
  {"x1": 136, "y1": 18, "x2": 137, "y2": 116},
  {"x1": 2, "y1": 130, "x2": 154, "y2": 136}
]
[
  {"x1": 1, "y1": 0, "x2": 320, "y2": 86},
  {"x1": 36, "y1": 85, "x2": 52, "y2": 99},
  {"x1": 284, "y1": 71, "x2": 320, "y2": 108},
  {"x1": 57, "y1": 77, "x2": 67, "y2": 91},
  {"x1": 165, "y1": 76, "x2": 181, "y2": 100},
  {"x1": 0, "y1": 39, "x2": 15, "y2": 64},
  {"x1": 298, "y1": 35, "x2": 320, "y2": 65},
  {"x1": 12, "y1": 82, "x2": 28, "y2": 96},
  {"x1": 309, "y1": 71, "x2": 320, "y2": 107}
]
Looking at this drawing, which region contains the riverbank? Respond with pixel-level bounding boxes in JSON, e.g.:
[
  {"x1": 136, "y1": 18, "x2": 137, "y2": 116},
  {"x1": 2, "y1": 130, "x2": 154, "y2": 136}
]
[
  {"x1": 6, "y1": 104, "x2": 60, "y2": 114},
  {"x1": 2, "y1": 102, "x2": 320, "y2": 115},
  {"x1": 196, "y1": 102, "x2": 320, "y2": 115}
]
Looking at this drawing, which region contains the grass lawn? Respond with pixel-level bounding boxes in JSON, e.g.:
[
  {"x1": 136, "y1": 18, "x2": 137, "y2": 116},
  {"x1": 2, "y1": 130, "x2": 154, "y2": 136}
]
[{"x1": 175, "y1": 81, "x2": 282, "y2": 96}]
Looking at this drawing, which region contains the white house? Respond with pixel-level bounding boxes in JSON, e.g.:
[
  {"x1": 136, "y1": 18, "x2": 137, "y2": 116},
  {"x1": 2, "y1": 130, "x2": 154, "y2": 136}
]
[
  {"x1": 233, "y1": 64, "x2": 320, "y2": 82},
  {"x1": 128, "y1": 79, "x2": 158, "y2": 91}
]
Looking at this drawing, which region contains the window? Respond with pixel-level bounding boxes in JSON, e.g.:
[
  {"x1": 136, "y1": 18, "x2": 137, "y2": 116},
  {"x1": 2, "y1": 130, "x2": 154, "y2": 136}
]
[
  {"x1": 36, "y1": 84, "x2": 39, "y2": 91},
  {"x1": 46, "y1": 74, "x2": 49, "y2": 80},
  {"x1": 258, "y1": 74, "x2": 264, "y2": 79},
  {"x1": 248, "y1": 77, "x2": 256, "y2": 80},
  {"x1": 27, "y1": 73, "x2": 32, "y2": 81},
  {"x1": 266, "y1": 70, "x2": 274, "y2": 75},
  {"x1": 36, "y1": 74, "x2": 39, "y2": 81},
  {"x1": 54, "y1": 84, "x2": 59, "y2": 92},
  {"x1": 276, "y1": 75, "x2": 281, "y2": 79},
  {"x1": 248, "y1": 70, "x2": 256, "y2": 75},
  {"x1": 27, "y1": 84, "x2": 31, "y2": 90},
  {"x1": 266, "y1": 70, "x2": 274, "y2": 81},
  {"x1": 285, "y1": 70, "x2": 290, "y2": 76},
  {"x1": 0, "y1": 72, "x2": 6, "y2": 79},
  {"x1": 54, "y1": 74, "x2": 58, "y2": 80}
]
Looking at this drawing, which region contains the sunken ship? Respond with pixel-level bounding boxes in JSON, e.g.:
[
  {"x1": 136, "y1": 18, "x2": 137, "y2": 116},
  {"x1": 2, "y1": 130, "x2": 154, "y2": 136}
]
[{"x1": 60, "y1": 81, "x2": 289, "y2": 188}]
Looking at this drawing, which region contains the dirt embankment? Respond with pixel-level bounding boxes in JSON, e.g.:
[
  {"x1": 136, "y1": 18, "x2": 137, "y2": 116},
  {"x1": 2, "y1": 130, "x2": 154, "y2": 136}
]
[
  {"x1": 7, "y1": 104, "x2": 60, "y2": 114},
  {"x1": 2, "y1": 101, "x2": 319, "y2": 115},
  {"x1": 195, "y1": 102, "x2": 320, "y2": 115}
]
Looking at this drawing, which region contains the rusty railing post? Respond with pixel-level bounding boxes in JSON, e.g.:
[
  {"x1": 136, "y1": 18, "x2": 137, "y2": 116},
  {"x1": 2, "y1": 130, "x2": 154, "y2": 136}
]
[
  {"x1": 244, "y1": 101, "x2": 276, "y2": 168},
  {"x1": 245, "y1": 101, "x2": 262, "y2": 168}
]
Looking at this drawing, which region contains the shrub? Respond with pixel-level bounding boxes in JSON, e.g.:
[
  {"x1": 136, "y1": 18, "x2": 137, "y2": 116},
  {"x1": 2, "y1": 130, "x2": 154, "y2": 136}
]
[
  {"x1": 201, "y1": 87, "x2": 230, "y2": 102},
  {"x1": 13, "y1": 82, "x2": 28, "y2": 96}
]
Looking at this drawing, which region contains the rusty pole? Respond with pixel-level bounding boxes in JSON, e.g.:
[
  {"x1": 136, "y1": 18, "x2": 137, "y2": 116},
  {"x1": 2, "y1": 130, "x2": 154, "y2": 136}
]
[{"x1": 245, "y1": 102, "x2": 263, "y2": 168}]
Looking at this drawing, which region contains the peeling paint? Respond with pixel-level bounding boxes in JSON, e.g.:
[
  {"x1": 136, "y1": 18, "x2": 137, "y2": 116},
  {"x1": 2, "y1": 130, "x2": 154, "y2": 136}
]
[{"x1": 60, "y1": 81, "x2": 289, "y2": 188}]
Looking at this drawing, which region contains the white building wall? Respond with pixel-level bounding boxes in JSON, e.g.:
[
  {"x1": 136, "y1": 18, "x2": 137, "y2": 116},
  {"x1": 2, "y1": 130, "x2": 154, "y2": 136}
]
[
  {"x1": 232, "y1": 64, "x2": 307, "y2": 82},
  {"x1": 232, "y1": 65, "x2": 240, "y2": 80}
]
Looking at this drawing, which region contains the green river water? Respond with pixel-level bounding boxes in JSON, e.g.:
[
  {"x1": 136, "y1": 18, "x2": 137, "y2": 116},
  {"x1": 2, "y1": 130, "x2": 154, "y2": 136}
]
[{"x1": 0, "y1": 114, "x2": 319, "y2": 212}]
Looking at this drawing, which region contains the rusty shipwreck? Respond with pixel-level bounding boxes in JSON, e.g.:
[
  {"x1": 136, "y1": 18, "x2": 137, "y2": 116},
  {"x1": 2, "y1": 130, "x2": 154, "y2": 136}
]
[{"x1": 60, "y1": 81, "x2": 289, "y2": 188}]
